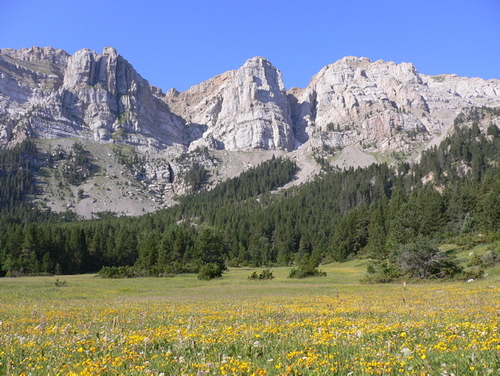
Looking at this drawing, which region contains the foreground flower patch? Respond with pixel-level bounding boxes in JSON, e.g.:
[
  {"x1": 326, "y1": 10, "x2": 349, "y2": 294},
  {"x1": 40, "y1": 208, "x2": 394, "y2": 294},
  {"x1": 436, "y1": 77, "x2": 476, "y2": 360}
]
[{"x1": 0, "y1": 279, "x2": 498, "y2": 375}]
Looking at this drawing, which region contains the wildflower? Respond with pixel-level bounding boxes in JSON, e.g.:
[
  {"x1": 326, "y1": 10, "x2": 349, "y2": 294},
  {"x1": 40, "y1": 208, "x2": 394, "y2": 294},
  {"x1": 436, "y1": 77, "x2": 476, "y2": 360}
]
[{"x1": 400, "y1": 348, "x2": 412, "y2": 357}]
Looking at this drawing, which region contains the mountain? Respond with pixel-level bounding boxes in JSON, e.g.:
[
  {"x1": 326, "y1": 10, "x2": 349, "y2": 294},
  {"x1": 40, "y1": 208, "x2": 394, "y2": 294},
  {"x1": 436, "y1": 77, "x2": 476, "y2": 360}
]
[
  {"x1": 1, "y1": 46, "x2": 500, "y2": 217},
  {"x1": 166, "y1": 56, "x2": 295, "y2": 151},
  {"x1": 0, "y1": 46, "x2": 184, "y2": 150}
]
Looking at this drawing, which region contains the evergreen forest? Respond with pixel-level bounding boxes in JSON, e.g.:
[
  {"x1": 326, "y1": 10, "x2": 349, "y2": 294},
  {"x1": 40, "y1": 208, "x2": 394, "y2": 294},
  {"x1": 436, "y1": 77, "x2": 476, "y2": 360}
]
[{"x1": 0, "y1": 107, "x2": 499, "y2": 280}]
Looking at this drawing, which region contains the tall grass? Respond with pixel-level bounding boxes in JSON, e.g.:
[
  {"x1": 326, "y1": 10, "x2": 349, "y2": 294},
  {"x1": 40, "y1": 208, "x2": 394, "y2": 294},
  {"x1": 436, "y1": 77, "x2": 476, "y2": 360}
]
[{"x1": 0, "y1": 262, "x2": 499, "y2": 375}]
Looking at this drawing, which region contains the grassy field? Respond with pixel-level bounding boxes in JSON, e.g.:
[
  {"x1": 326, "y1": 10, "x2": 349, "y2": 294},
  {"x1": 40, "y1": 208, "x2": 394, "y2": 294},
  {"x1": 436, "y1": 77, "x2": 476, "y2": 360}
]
[{"x1": 0, "y1": 259, "x2": 499, "y2": 375}]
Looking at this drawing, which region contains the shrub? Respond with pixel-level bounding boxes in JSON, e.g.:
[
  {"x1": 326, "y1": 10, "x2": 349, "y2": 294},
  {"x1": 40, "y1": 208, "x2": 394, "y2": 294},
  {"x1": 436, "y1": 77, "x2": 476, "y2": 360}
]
[
  {"x1": 288, "y1": 252, "x2": 326, "y2": 279},
  {"x1": 54, "y1": 278, "x2": 67, "y2": 287},
  {"x1": 289, "y1": 266, "x2": 326, "y2": 279},
  {"x1": 466, "y1": 249, "x2": 499, "y2": 265},
  {"x1": 248, "y1": 269, "x2": 274, "y2": 280},
  {"x1": 396, "y1": 237, "x2": 462, "y2": 279},
  {"x1": 99, "y1": 266, "x2": 136, "y2": 278},
  {"x1": 481, "y1": 248, "x2": 500, "y2": 267},
  {"x1": 197, "y1": 263, "x2": 223, "y2": 280},
  {"x1": 363, "y1": 237, "x2": 465, "y2": 283},
  {"x1": 288, "y1": 266, "x2": 326, "y2": 278},
  {"x1": 362, "y1": 260, "x2": 401, "y2": 283},
  {"x1": 459, "y1": 268, "x2": 485, "y2": 281}
]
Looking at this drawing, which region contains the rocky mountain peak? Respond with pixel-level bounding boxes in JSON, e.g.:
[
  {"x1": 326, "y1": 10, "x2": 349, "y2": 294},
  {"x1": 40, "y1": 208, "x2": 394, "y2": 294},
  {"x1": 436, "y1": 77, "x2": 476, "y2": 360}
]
[
  {"x1": 0, "y1": 46, "x2": 69, "y2": 65},
  {"x1": 63, "y1": 47, "x2": 132, "y2": 95},
  {"x1": 167, "y1": 56, "x2": 295, "y2": 151},
  {"x1": 240, "y1": 56, "x2": 287, "y2": 97},
  {"x1": 2, "y1": 46, "x2": 500, "y2": 156},
  {"x1": 102, "y1": 46, "x2": 118, "y2": 55},
  {"x1": 0, "y1": 46, "x2": 185, "y2": 150},
  {"x1": 290, "y1": 57, "x2": 451, "y2": 152}
]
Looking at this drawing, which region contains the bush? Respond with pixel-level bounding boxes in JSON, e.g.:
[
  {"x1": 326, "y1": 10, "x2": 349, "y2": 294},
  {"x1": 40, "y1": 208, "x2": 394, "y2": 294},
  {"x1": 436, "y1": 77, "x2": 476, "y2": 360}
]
[
  {"x1": 396, "y1": 237, "x2": 462, "y2": 279},
  {"x1": 362, "y1": 260, "x2": 401, "y2": 283},
  {"x1": 459, "y1": 267, "x2": 485, "y2": 281},
  {"x1": 481, "y1": 248, "x2": 500, "y2": 267},
  {"x1": 99, "y1": 266, "x2": 136, "y2": 278},
  {"x1": 469, "y1": 243, "x2": 500, "y2": 268},
  {"x1": 54, "y1": 278, "x2": 67, "y2": 287},
  {"x1": 197, "y1": 263, "x2": 223, "y2": 280},
  {"x1": 288, "y1": 252, "x2": 326, "y2": 279},
  {"x1": 364, "y1": 237, "x2": 464, "y2": 283},
  {"x1": 248, "y1": 269, "x2": 274, "y2": 280},
  {"x1": 288, "y1": 266, "x2": 326, "y2": 279}
]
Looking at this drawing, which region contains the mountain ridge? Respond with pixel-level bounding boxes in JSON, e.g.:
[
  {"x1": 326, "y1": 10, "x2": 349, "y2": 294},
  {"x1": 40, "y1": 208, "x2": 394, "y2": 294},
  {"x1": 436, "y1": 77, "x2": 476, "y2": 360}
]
[
  {"x1": 2, "y1": 46, "x2": 500, "y2": 153},
  {"x1": 1, "y1": 46, "x2": 499, "y2": 217}
]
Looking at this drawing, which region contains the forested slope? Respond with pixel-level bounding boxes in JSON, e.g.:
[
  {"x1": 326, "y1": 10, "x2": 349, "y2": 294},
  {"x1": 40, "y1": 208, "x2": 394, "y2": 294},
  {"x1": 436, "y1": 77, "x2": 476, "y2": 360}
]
[{"x1": 0, "y1": 108, "x2": 499, "y2": 277}]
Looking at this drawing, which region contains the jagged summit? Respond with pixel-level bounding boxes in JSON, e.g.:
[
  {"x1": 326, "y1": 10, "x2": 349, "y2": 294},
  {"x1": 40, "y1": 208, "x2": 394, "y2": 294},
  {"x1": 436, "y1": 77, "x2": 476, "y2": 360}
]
[
  {"x1": 1, "y1": 46, "x2": 500, "y2": 217},
  {"x1": 165, "y1": 54, "x2": 294, "y2": 151},
  {"x1": 1, "y1": 46, "x2": 500, "y2": 154},
  {"x1": 1, "y1": 46, "x2": 184, "y2": 150},
  {"x1": 243, "y1": 56, "x2": 270, "y2": 63}
]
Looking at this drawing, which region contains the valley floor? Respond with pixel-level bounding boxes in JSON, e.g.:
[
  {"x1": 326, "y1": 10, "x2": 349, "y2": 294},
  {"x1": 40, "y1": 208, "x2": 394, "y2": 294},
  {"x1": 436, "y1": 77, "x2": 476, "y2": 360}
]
[{"x1": 0, "y1": 261, "x2": 499, "y2": 375}]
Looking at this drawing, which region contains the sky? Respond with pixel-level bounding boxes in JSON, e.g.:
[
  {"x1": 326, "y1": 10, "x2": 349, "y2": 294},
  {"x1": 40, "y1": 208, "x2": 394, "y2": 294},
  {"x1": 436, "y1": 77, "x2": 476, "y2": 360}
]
[{"x1": 1, "y1": 0, "x2": 499, "y2": 92}]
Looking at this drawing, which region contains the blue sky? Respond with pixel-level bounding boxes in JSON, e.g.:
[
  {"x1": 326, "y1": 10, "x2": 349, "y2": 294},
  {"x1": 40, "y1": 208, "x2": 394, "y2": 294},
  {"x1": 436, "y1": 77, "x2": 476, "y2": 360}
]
[{"x1": 1, "y1": 0, "x2": 499, "y2": 92}]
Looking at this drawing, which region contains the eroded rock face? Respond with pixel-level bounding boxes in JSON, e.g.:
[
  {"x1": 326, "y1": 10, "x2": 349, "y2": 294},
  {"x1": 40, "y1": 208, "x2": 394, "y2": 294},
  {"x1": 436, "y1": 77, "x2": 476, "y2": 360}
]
[
  {"x1": 0, "y1": 47, "x2": 185, "y2": 151},
  {"x1": 1, "y1": 47, "x2": 500, "y2": 157},
  {"x1": 289, "y1": 57, "x2": 500, "y2": 153},
  {"x1": 166, "y1": 57, "x2": 295, "y2": 151},
  {"x1": 291, "y1": 58, "x2": 436, "y2": 152}
]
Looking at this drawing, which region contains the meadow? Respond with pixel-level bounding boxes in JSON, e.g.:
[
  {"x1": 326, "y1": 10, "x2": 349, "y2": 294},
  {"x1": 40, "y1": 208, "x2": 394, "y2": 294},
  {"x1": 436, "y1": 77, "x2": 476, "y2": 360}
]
[{"x1": 0, "y1": 258, "x2": 499, "y2": 375}]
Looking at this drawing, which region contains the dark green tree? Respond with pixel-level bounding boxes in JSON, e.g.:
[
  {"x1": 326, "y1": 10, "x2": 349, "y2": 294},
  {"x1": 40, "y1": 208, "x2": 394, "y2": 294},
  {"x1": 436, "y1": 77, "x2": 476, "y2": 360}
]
[
  {"x1": 395, "y1": 237, "x2": 461, "y2": 279},
  {"x1": 195, "y1": 225, "x2": 228, "y2": 272}
]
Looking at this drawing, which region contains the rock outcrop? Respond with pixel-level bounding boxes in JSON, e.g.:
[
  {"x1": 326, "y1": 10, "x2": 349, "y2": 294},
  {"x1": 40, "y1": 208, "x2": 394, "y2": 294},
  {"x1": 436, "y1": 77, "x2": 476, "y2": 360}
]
[
  {"x1": 1, "y1": 46, "x2": 500, "y2": 156},
  {"x1": 0, "y1": 47, "x2": 185, "y2": 151},
  {"x1": 166, "y1": 57, "x2": 295, "y2": 151},
  {"x1": 289, "y1": 57, "x2": 500, "y2": 154}
]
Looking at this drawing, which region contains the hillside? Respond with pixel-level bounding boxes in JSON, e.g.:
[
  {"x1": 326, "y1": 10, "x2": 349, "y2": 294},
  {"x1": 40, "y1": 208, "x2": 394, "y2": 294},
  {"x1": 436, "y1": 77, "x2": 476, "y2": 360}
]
[
  {"x1": 0, "y1": 108, "x2": 499, "y2": 278},
  {"x1": 1, "y1": 47, "x2": 500, "y2": 217},
  {"x1": 0, "y1": 47, "x2": 499, "y2": 280}
]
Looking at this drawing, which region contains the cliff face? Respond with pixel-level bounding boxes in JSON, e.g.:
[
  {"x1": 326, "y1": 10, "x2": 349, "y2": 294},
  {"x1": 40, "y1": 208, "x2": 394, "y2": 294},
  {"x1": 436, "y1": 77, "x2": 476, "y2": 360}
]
[
  {"x1": 2, "y1": 47, "x2": 500, "y2": 155},
  {"x1": 166, "y1": 56, "x2": 295, "y2": 151},
  {"x1": 0, "y1": 47, "x2": 185, "y2": 152},
  {"x1": 290, "y1": 57, "x2": 500, "y2": 153}
]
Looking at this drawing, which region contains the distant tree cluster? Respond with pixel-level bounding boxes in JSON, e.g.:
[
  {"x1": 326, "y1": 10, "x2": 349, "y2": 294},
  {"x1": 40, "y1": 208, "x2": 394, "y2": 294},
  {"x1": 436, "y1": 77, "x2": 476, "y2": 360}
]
[
  {"x1": 61, "y1": 142, "x2": 94, "y2": 185},
  {"x1": 183, "y1": 162, "x2": 209, "y2": 191},
  {"x1": 0, "y1": 140, "x2": 43, "y2": 220}
]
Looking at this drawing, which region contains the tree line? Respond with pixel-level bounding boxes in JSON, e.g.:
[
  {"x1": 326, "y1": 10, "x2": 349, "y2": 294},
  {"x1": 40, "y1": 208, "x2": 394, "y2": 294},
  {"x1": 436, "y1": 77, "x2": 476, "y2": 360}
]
[{"x1": 0, "y1": 109, "x2": 499, "y2": 278}]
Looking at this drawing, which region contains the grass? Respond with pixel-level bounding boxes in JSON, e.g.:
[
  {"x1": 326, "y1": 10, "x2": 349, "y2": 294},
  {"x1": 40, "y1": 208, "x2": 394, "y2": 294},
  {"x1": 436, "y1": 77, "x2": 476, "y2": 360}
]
[
  {"x1": 0, "y1": 260, "x2": 366, "y2": 303},
  {"x1": 0, "y1": 261, "x2": 499, "y2": 375}
]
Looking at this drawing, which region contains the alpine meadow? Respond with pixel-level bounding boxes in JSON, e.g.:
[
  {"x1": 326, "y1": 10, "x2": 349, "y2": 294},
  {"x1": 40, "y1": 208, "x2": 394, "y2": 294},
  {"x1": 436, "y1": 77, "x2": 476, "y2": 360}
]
[{"x1": 0, "y1": 46, "x2": 500, "y2": 375}]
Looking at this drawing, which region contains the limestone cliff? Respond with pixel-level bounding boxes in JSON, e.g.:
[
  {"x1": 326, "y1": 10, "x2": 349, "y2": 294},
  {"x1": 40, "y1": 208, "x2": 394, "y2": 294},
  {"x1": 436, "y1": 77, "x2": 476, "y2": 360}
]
[
  {"x1": 166, "y1": 57, "x2": 295, "y2": 151},
  {"x1": 289, "y1": 57, "x2": 500, "y2": 154},
  {"x1": 0, "y1": 47, "x2": 185, "y2": 151},
  {"x1": 2, "y1": 47, "x2": 500, "y2": 156}
]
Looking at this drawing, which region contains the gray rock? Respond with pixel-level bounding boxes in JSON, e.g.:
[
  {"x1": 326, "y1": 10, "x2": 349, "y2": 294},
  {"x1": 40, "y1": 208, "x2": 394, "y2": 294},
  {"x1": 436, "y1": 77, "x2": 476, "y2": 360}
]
[
  {"x1": 166, "y1": 57, "x2": 295, "y2": 151},
  {"x1": 0, "y1": 47, "x2": 185, "y2": 151},
  {"x1": 2, "y1": 47, "x2": 500, "y2": 156}
]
